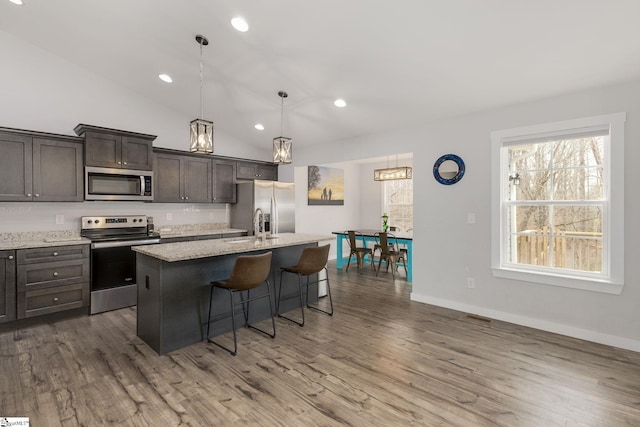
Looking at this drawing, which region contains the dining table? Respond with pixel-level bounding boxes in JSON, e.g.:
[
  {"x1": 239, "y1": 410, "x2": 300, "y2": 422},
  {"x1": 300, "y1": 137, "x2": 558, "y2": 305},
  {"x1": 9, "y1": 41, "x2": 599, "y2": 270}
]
[{"x1": 332, "y1": 229, "x2": 413, "y2": 281}]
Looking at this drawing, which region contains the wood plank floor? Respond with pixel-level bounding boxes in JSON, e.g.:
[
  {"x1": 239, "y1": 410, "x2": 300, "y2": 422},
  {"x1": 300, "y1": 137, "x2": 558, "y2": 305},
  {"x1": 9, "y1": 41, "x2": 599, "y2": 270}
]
[{"x1": 1, "y1": 261, "x2": 640, "y2": 426}]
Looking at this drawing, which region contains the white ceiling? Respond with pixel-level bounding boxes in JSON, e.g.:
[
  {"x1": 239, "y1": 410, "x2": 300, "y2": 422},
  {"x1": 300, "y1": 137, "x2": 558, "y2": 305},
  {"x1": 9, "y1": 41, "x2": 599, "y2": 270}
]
[{"x1": 2, "y1": 0, "x2": 640, "y2": 151}]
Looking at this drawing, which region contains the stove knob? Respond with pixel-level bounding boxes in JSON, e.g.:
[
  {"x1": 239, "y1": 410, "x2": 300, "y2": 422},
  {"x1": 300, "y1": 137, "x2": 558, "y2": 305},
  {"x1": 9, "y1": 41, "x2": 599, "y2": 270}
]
[
  {"x1": 87, "y1": 220, "x2": 93, "y2": 224},
  {"x1": 133, "y1": 218, "x2": 138, "y2": 223},
  {"x1": 95, "y1": 220, "x2": 100, "y2": 224}
]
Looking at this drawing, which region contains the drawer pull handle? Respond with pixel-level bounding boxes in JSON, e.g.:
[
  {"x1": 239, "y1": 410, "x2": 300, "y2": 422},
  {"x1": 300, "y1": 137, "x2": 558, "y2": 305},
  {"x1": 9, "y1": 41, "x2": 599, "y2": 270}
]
[
  {"x1": 53, "y1": 252, "x2": 58, "y2": 256},
  {"x1": 8, "y1": 255, "x2": 13, "y2": 260},
  {"x1": 53, "y1": 272, "x2": 58, "y2": 277},
  {"x1": 53, "y1": 297, "x2": 59, "y2": 302}
]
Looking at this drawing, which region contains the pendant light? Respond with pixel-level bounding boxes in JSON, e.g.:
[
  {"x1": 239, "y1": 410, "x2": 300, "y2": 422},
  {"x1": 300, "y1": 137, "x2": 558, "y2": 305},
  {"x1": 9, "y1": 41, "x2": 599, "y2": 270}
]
[
  {"x1": 374, "y1": 154, "x2": 413, "y2": 181},
  {"x1": 273, "y1": 91, "x2": 292, "y2": 164},
  {"x1": 189, "y1": 34, "x2": 214, "y2": 154}
]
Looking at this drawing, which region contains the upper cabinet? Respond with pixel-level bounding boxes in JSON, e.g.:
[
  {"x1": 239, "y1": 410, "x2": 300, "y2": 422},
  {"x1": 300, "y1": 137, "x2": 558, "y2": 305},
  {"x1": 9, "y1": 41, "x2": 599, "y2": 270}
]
[
  {"x1": 213, "y1": 159, "x2": 236, "y2": 203},
  {"x1": 236, "y1": 161, "x2": 278, "y2": 181},
  {"x1": 154, "y1": 150, "x2": 212, "y2": 203},
  {"x1": 74, "y1": 124, "x2": 155, "y2": 171},
  {"x1": 0, "y1": 129, "x2": 83, "y2": 202}
]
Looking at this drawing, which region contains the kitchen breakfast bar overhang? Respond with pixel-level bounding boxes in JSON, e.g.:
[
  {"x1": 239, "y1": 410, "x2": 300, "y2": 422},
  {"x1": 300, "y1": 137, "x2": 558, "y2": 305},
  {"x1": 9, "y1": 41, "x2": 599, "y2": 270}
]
[{"x1": 133, "y1": 233, "x2": 333, "y2": 355}]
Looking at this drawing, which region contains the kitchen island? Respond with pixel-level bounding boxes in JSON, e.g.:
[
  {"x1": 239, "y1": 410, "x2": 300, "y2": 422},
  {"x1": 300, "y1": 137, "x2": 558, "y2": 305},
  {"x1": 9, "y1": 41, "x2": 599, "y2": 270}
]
[{"x1": 133, "y1": 233, "x2": 333, "y2": 355}]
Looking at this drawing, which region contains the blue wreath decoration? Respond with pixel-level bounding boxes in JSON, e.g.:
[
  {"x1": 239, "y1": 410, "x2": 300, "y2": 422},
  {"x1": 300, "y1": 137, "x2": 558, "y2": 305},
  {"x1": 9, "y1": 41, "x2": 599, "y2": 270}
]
[{"x1": 433, "y1": 154, "x2": 465, "y2": 185}]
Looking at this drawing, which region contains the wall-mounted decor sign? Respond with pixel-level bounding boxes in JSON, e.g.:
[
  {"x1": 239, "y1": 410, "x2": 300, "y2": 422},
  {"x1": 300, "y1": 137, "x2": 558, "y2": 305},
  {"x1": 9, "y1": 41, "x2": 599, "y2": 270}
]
[
  {"x1": 433, "y1": 154, "x2": 465, "y2": 185},
  {"x1": 308, "y1": 165, "x2": 344, "y2": 205}
]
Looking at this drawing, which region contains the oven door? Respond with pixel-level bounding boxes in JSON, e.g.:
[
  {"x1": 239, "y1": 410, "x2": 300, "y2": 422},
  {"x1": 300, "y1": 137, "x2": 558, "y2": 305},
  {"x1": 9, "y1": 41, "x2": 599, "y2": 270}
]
[{"x1": 89, "y1": 238, "x2": 159, "y2": 314}]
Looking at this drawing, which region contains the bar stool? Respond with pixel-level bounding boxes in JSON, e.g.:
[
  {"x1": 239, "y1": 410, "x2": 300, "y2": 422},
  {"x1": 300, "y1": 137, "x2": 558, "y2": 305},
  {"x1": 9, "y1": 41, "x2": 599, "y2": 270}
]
[
  {"x1": 346, "y1": 230, "x2": 374, "y2": 274},
  {"x1": 277, "y1": 245, "x2": 333, "y2": 326},
  {"x1": 206, "y1": 251, "x2": 275, "y2": 356}
]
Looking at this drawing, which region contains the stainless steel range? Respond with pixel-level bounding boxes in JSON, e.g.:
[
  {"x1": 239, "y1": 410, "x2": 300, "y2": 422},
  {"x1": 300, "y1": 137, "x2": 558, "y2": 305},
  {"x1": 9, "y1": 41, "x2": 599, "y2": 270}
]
[{"x1": 81, "y1": 215, "x2": 160, "y2": 314}]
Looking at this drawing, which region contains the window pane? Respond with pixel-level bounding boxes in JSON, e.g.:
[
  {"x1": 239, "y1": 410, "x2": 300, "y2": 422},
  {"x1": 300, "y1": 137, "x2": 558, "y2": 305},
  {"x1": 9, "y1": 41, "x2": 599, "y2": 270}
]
[
  {"x1": 553, "y1": 206, "x2": 602, "y2": 234},
  {"x1": 512, "y1": 233, "x2": 550, "y2": 267},
  {"x1": 552, "y1": 167, "x2": 603, "y2": 200},
  {"x1": 551, "y1": 237, "x2": 602, "y2": 272},
  {"x1": 508, "y1": 143, "x2": 551, "y2": 171},
  {"x1": 552, "y1": 137, "x2": 603, "y2": 169},
  {"x1": 510, "y1": 205, "x2": 549, "y2": 233},
  {"x1": 508, "y1": 171, "x2": 551, "y2": 201},
  {"x1": 383, "y1": 178, "x2": 413, "y2": 231}
]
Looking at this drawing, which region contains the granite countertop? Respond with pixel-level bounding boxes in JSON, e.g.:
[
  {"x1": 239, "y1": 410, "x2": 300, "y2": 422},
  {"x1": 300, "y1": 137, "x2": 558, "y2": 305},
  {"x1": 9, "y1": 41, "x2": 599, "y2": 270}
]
[
  {"x1": 0, "y1": 231, "x2": 90, "y2": 250},
  {"x1": 132, "y1": 233, "x2": 333, "y2": 262},
  {"x1": 158, "y1": 227, "x2": 246, "y2": 239}
]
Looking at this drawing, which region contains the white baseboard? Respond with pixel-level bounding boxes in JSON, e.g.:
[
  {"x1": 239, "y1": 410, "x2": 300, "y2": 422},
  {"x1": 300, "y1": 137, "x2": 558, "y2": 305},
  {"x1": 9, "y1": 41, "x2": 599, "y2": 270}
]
[{"x1": 410, "y1": 292, "x2": 640, "y2": 353}]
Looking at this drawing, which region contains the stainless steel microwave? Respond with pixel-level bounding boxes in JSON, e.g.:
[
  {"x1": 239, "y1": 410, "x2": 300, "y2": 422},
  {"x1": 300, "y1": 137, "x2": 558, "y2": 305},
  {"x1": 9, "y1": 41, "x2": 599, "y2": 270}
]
[{"x1": 85, "y1": 166, "x2": 153, "y2": 201}]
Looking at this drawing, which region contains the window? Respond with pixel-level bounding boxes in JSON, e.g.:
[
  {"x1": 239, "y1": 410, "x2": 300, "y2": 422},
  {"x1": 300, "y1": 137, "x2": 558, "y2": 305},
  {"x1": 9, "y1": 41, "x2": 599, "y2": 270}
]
[
  {"x1": 383, "y1": 178, "x2": 413, "y2": 232},
  {"x1": 491, "y1": 113, "x2": 625, "y2": 294}
]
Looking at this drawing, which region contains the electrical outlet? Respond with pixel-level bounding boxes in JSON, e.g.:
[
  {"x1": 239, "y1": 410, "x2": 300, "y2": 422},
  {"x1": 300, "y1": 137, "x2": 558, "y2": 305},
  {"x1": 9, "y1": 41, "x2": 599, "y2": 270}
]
[
  {"x1": 55, "y1": 214, "x2": 64, "y2": 225},
  {"x1": 467, "y1": 277, "x2": 475, "y2": 288},
  {"x1": 467, "y1": 213, "x2": 476, "y2": 224},
  {"x1": 166, "y1": 212, "x2": 173, "y2": 221}
]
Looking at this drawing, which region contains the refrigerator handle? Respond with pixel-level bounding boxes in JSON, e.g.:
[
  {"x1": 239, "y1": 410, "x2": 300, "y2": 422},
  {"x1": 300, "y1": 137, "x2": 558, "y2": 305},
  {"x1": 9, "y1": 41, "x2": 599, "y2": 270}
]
[{"x1": 271, "y1": 194, "x2": 277, "y2": 234}]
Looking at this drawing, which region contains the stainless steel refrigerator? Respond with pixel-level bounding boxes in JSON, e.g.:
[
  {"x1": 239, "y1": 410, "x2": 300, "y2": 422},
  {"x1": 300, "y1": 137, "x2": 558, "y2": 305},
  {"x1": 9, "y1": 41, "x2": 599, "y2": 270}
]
[{"x1": 230, "y1": 180, "x2": 295, "y2": 236}]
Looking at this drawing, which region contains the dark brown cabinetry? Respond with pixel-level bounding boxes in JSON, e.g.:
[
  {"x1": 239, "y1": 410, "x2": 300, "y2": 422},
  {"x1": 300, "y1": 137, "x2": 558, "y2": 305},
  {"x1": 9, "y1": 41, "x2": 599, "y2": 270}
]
[
  {"x1": 213, "y1": 159, "x2": 236, "y2": 203},
  {"x1": 74, "y1": 124, "x2": 155, "y2": 171},
  {"x1": 0, "y1": 250, "x2": 16, "y2": 323},
  {"x1": 236, "y1": 161, "x2": 277, "y2": 181},
  {"x1": 0, "y1": 129, "x2": 83, "y2": 202},
  {"x1": 16, "y1": 245, "x2": 90, "y2": 319},
  {"x1": 154, "y1": 151, "x2": 212, "y2": 203}
]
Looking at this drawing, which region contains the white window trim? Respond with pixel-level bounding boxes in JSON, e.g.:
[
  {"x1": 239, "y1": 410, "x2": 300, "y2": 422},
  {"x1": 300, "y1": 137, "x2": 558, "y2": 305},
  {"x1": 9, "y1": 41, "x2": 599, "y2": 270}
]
[{"x1": 491, "y1": 113, "x2": 625, "y2": 294}]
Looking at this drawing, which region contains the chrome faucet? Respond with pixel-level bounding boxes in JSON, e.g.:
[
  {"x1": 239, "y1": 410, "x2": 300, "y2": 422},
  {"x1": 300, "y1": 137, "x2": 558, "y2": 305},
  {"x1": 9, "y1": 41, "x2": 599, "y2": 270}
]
[{"x1": 253, "y1": 208, "x2": 265, "y2": 238}]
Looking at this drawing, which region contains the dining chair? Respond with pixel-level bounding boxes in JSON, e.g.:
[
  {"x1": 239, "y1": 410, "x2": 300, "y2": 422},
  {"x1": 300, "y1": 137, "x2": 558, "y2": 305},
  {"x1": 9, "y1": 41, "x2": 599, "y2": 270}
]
[
  {"x1": 374, "y1": 232, "x2": 407, "y2": 279},
  {"x1": 373, "y1": 227, "x2": 396, "y2": 259},
  {"x1": 346, "y1": 230, "x2": 374, "y2": 274},
  {"x1": 206, "y1": 251, "x2": 275, "y2": 356}
]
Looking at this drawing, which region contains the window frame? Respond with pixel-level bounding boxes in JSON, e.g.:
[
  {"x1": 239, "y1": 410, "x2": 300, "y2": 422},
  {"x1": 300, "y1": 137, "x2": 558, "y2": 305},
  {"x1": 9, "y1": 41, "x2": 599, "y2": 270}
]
[{"x1": 491, "y1": 113, "x2": 625, "y2": 294}]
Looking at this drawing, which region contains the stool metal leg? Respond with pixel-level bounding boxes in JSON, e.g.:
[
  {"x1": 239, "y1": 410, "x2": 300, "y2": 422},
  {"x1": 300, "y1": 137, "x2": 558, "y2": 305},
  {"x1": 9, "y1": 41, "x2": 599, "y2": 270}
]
[
  {"x1": 277, "y1": 270, "x2": 305, "y2": 327},
  {"x1": 207, "y1": 287, "x2": 238, "y2": 356},
  {"x1": 306, "y1": 267, "x2": 333, "y2": 316}
]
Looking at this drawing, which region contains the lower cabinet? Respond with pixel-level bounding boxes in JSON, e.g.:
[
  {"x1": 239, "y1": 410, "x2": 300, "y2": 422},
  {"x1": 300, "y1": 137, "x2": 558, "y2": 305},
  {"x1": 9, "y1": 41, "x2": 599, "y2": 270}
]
[
  {"x1": 0, "y1": 250, "x2": 16, "y2": 323},
  {"x1": 16, "y1": 245, "x2": 90, "y2": 319}
]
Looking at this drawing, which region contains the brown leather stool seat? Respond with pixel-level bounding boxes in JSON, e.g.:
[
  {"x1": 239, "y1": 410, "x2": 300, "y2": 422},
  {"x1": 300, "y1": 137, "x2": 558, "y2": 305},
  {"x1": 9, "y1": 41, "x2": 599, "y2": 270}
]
[
  {"x1": 277, "y1": 245, "x2": 333, "y2": 326},
  {"x1": 206, "y1": 251, "x2": 275, "y2": 356}
]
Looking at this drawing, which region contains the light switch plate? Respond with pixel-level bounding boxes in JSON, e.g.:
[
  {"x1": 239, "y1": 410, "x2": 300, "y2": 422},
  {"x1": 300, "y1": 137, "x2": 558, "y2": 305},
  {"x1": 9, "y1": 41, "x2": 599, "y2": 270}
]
[
  {"x1": 55, "y1": 214, "x2": 64, "y2": 225},
  {"x1": 467, "y1": 213, "x2": 476, "y2": 224}
]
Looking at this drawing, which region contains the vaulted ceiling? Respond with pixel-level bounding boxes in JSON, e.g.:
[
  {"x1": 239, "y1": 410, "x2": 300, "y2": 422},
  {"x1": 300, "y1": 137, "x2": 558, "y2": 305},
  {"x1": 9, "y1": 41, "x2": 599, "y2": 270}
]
[{"x1": 2, "y1": 0, "x2": 640, "y2": 150}]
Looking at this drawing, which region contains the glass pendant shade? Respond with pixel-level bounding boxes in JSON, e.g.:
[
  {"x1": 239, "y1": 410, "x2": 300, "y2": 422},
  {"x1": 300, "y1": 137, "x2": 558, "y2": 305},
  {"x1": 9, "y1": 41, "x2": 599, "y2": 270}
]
[
  {"x1": 190, "y1": 118, "x2": 214, "y2": 154},
  {"x1": 273, "y1": 136, "x2": 292, "y2": 164},
  {"x1": 373, "y1": 166, "x2": 413, "y2": 181}
]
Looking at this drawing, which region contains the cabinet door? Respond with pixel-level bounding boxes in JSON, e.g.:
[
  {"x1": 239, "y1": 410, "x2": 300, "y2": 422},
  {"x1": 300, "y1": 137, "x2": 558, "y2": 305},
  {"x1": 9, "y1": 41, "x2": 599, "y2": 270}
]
[
  {"x1": 84, "y1": 132, "x2": 122, "y2": 168},
  {"x1": 0, "y1": 132, "x2": 33, "y2": 201},
  {"x1": 257, "y1": 164, "x2": 277, "y2": 180},
  {"x1": 154, "y1": 153, "x2": 183, "y2": 202},
  {"x1": 182, "y1": 156, "x2": 212, "y2": 203},
  {"x1": 32, "y1": 138, "x2": 83, "y2": 202},
  {"x1": 0, "y1": 251, "x2": 16, "y2": 323},
  {"x1": 213, "y1": 159, "x2": 236, "y2": 203},
  {"x1": 236, "y1": 161, "x2": 258, "y2": 179},
  {"x1": 122, "y1": 136, "x2": 153, "y2": 170}
]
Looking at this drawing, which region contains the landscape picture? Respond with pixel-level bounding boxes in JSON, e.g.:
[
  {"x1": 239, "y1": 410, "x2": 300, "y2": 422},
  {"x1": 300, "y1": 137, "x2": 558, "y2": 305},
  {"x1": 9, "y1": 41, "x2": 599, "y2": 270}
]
[{"x1": 308, "y1": 165, "x2": 344, "y2": 205}]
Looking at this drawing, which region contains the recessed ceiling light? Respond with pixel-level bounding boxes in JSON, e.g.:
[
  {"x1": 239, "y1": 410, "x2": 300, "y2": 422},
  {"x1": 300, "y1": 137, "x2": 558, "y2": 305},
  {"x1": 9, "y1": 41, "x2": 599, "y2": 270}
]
[
  {"x1": 231, "y1": 17, "x2": 249, "y2": 32},
  {"x1": 334, "y1": 99, "x2": 347, "y2": 108},
  {"x1": 158, "y1": 73, "x2": 173, "y2": 83},
  {"x1": 9, "y1": 0, "x2": 24, "y2": 5},
  {"x1": 254, "y1": 123, "x2": 265, "y2": 131}
]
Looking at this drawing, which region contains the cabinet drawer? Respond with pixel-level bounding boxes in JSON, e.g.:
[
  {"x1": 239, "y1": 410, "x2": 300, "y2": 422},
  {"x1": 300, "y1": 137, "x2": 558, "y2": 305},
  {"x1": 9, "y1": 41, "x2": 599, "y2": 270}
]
[
  {"x1": 17, "y1": 244, "x2": 89, "y2": 264},
  {"x1": 17, "y1": 258, "x2": 89, "y2": 292},
  {"x1": 17, "y1": 283, "x2": 89, "y2": 319}
]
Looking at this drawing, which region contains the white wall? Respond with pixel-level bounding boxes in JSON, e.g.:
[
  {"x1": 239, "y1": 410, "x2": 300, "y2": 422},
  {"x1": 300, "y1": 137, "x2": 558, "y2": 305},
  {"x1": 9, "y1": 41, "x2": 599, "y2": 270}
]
[
  {"x1": 0, "y1": 29, "x2": 269, "y2": 161},
  {"x1": 293, "y1": 80, "x2": 640, "y2": 352}
]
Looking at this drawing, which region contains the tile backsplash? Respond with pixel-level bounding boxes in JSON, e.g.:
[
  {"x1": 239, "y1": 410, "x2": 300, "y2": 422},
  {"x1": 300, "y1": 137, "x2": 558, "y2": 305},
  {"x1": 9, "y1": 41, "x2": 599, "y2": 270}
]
[{"x1": 0, "y1": 201, "x2": 229, "y2": 232}]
